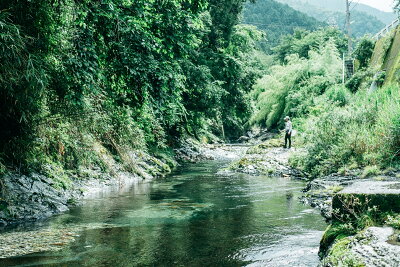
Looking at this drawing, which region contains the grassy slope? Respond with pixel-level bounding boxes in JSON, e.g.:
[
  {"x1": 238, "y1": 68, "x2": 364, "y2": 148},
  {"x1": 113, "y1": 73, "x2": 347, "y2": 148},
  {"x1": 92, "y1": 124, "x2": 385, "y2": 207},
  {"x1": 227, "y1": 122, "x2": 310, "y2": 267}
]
[{"x1": 370, "y1": 26, "x2": 400, "y2": 85}]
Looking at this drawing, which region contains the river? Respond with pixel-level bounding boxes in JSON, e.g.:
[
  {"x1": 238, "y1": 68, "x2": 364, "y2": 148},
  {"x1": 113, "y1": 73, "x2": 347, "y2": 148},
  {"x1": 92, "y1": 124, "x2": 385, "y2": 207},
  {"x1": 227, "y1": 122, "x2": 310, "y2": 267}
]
[{"x1": 0, "y1": 159, "x2": 326, "y2": 267}]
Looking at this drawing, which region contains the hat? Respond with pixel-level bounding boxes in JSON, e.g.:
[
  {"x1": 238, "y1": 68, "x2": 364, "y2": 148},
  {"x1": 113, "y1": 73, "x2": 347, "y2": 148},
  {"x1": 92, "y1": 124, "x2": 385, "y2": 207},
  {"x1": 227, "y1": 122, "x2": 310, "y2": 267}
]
[{"x1": 284, "y1": 116, "x2": 290, "y2": 120}]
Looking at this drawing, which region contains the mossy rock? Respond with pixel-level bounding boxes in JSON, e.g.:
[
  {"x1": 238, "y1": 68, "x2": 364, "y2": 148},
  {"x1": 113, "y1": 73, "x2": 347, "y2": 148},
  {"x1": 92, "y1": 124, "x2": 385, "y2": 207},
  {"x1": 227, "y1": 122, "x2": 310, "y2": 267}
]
[
  {"x1": 320, "y1": 223, "x2": 357, "y2": 256},
  {"x1": 322, "y1": 236, "x2": 365, "y2": 267},
  {"x1": 246, "y1": 138, "x2": 282, "y2": 155}
]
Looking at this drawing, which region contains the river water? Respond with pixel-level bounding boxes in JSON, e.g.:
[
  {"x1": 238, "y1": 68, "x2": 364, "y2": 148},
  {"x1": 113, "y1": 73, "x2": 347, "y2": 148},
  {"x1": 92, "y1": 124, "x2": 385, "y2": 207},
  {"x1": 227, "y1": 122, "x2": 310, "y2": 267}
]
[{"x1": 1, "y1": 160, "x2": 326, "y2": 267}]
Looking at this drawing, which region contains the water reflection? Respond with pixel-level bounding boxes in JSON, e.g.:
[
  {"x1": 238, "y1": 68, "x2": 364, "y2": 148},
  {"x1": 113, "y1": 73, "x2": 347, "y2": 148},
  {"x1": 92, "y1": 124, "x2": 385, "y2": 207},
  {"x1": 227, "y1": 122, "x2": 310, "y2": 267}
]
[{"x1": 0, "y1": 161, "x2": 326, "y2": 266}]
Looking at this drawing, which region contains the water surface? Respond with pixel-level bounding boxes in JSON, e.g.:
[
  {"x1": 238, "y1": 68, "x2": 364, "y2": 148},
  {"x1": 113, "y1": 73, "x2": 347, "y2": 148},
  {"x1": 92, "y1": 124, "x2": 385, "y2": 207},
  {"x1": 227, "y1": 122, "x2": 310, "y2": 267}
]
[{"x1": 1, "y1": 160, "x2": 326, "y2": 266}]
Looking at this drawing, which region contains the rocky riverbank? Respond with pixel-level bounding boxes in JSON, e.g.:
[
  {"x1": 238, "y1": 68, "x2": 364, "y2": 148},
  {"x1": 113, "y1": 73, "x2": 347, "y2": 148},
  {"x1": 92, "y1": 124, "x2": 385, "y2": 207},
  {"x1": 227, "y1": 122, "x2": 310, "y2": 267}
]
[
  {"x1": 321, "y1": 226, "x2": 400, "y2": 266},
  {"x1": 226, "y1": 135, "x2": 400, "y2": 267},
  {"x1": 226, "y1": 136, "x2": 304, "y2": 178},
  {"x1": 0, "y1": 138, "x2": 245, "y2": 228},
  {"x1": 3, "y1": 133, "x2": 400, "y2": 265},
  {"x1": 302, "y1": 171, "x2": 400, "y2": 220},
  {"x1": 174, "y1": 138, "x2": 246, "y2": 162},
  {"x1": 302, "y1": 172, "x2": 400, "y2": 267},
  {"x1": 0, "y1": 140, "x2": 247, "y2": 259},
  {"x1": 0, "y1": 151, "x2": 174, "y2": 227}
]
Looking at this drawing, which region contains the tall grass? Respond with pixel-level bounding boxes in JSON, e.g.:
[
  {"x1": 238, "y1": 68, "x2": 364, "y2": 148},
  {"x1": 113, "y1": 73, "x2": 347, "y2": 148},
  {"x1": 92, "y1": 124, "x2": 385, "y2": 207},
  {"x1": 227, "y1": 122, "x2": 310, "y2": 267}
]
[{"x1": 293, "y1": 85, "x2": 400, "y2": 177}]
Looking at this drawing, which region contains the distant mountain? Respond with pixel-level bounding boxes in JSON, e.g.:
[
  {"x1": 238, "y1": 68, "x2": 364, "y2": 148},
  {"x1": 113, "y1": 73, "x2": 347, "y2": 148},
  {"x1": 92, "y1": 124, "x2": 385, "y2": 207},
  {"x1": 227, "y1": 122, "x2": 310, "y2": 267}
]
[
  {"x1": 277, "y1": 0, "x2": 396, "y2": 25},
  {"x1": 275, "y1": 0, "x2": 389, "y2": 37},
  {"x1": 355, "y1": 3, "x2": 397, "y2": 24},
  {"x1": 242, "y1": 0, "x2": 323, "y2": 52}
]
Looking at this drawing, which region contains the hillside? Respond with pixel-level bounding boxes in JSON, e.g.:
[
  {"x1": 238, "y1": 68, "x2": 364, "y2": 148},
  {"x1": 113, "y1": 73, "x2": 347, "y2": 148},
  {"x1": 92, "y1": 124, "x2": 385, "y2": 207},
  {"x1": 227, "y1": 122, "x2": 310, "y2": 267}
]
[
  {"x1": 371, "y1": 26, "x2": 400, "y2": 85},
  {"x1": 277, "y1": 0, "x2": 397, "y2": 24},
  {"x1": 0, "y1": 0, "x2": 264, "y2": 184},
  {"x1": 276, "y1": 0, "x2": 393, "y2": 38},
  {"x1": 242, "y1": 0, "x2": 323, "y2": 52}
]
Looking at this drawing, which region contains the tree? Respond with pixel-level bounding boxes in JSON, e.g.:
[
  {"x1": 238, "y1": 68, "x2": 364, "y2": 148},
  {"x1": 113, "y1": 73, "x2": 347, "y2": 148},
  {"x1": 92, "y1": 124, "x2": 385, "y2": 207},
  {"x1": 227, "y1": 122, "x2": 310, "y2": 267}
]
[
  {"x1": 353, "y1": 37, "x2": 375, "y2": 69},
  {"x1": 273, "y1": 27, "x2": 347, "y2": 64},
  {"x1": 0, "y1": 0, "x2": 262, "y2": 173},
  {"x1": 242, "y1": 0, "x2": 322, "y2": 53}
]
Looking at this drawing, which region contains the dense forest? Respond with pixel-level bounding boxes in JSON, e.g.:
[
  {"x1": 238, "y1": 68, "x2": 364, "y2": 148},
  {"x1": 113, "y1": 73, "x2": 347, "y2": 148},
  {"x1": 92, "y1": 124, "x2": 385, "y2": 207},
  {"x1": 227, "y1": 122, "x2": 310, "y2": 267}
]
[
  {"x1": 242, "y1": 0, "x2": 323, "y2": 51},
  {"x1": 1, "y1": 0, "x2": 395, "y2": 178},
  {"x1": 0, "y1": 0, "x2": 265, "y2": 177},
  {"x1": 249, "y1": 24, "x2": 400, "y2": 177}
]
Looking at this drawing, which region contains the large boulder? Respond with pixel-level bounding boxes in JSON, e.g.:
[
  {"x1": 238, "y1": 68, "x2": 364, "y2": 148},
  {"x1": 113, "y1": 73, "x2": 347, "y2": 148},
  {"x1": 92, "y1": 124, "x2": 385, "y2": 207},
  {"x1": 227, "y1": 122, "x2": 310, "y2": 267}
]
[{"x1": 0, "y1": 173, "x2": 75, "y2": 226}]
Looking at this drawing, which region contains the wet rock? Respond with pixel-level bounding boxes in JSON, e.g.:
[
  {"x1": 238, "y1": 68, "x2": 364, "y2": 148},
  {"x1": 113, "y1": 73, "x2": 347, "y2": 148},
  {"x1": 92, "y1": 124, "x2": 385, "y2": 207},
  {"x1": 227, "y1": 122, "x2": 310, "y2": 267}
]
[
  {"x1": 175, "y1": 139, "x2": 245, "y2": 162},
  {"x1": 229, "y1": 144, "x2": 304, "y2": 178},
  {"x1": 332, "y1": 181, "x2": 400, "y2": 222},
  {"x1": 0, "y1": 150, "x2": 175, "y2": 226},
  {"x1": 174, "y1": 139, "x2": 214, "y2": 162},
  {"x1": 321, "y1": 227, "x2": 400, "y2": 267},
  {"x1": 237, "y1": 136, "x2": 250, "y2": 143},
  {"x1": 303, "y1": 175, "x2": 400, "y2": 220},
  {"x1": 0, "y1": 173, "x2": 75, "y2": 226},
  {"x1": 301, "y1": 174, "x2": 362, "y2": 220}
]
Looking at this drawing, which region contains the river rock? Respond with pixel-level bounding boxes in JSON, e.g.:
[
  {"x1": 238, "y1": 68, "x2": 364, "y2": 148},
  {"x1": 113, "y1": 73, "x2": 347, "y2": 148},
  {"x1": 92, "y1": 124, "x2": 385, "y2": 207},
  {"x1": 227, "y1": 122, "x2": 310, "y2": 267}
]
[
  {"x1": 332, "y1": 181, "x2": 400, "y2": 222},
  {"x1": 229, "y1": 143, "x2": 304, "y2": 178},
  {"x1": 321, "y1": 227, "x2": 400, "y2": 267},
  {"x1": 237, "y1": 136, "x2": 250, "y2": 143},
  {"x1": 0, "y1": 173, "x2": 75, "y2": 225},
  {"x1": 301, "y1": 174, "x2": 359, "y2": 219}
]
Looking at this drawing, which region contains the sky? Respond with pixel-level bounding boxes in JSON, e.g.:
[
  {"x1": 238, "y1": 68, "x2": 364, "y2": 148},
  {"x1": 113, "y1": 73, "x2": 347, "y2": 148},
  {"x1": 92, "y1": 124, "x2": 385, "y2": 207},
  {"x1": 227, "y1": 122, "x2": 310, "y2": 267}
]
[{"x1": 357, "y1": 0, "x2": 395, "y2": 12}]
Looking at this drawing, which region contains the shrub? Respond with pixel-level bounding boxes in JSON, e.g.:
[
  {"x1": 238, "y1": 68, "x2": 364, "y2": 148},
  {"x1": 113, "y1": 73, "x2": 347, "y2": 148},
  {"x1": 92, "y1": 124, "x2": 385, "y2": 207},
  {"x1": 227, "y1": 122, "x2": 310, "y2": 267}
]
[
  {"x1": 345, "y1": 68, "x2": 374, "y2": 93},
  {"x1": 361, "y1": 165, "x2": 380, "y2": 178},
  {"x1": 325, "y1": 85, "x2": 351, "y2": 106},
  {"x1": 386, "y1": 214, "x2": 400, "y2": 229},
  {"x1": 353, "y1": 37, "x2": 375, "y2": 69},
  {"x1": 295, "y1": 85, "x2": 400, "y2": 177}
]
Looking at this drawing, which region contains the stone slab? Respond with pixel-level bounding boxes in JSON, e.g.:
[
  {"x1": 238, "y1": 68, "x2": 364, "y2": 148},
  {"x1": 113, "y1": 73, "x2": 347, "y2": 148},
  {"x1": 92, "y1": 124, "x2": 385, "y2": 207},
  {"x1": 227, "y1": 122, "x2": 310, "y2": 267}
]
[
  {"x1": 340, "y1": 181, "x2": 400, "y2": 195},
  {"x1": 332, "y1": 181, "x2": 400, "y2": 222}
]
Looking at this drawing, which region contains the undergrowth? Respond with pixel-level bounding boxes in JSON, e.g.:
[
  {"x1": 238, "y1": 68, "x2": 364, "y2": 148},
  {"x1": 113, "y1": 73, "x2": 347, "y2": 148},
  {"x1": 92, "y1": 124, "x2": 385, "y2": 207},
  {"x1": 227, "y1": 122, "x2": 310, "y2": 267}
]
[{"x1": 294, "y1": 85, "x2": 400, "y2": 177}]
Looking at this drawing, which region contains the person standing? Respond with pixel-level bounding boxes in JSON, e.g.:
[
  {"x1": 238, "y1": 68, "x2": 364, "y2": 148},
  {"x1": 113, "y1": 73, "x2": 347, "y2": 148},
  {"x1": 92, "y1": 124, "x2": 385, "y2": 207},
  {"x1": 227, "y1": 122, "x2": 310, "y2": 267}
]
[{"x1": 284, "y1": 116, "x2": 292, "y2": 149}]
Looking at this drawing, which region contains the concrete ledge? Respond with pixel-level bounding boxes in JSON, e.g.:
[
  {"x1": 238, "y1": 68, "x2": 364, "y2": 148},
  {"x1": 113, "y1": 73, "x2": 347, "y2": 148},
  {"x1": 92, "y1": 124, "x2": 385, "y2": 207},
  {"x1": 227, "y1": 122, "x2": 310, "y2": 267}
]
[{"x1": 332, "y1": 181, "x2": 400, "y2": 222}]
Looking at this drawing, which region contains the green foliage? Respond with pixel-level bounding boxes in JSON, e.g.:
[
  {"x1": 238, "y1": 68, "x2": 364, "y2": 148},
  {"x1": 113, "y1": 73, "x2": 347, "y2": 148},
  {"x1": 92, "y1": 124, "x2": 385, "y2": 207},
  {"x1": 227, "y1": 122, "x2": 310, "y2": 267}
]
[
  {"x1": 345, "y1": 68, "x2": 374, "y2": 93},
  {"x1": 323, "y1": 237, "x2": 365, "y2": 267},
  {"x1": 297, "y1": 85, "x2": 400, "y2": 177},
  {"x1": 273, "y1": 27, "x2": 346, "y2": 64},
  {"x1": 325, "y1": 85, "x2": 351, "y2": 107},
  {"x1": 320, "y1": 223, "x2": 357, "y2": 255},
  {"x1": 0, "y1": 0, "x2": 262, "y2": 177},
  {"x1": 361, "y1": 165, "x2": 380, "y2": 178},
  {"x1": 242, "y1": 0, "x2": 322, "y2": 52},
  {"x1": 250, "y1": 31, "x2": 343, "y2": 129},
  {"x1": 249, "y1": 26, "x2": 400, "y2": 178},
  {"x1": 354, "y1": 37, "x2": 376, "y2": 69},
  {"x1": 386, "y1": 214, "x2": 400, "y2": 229}
]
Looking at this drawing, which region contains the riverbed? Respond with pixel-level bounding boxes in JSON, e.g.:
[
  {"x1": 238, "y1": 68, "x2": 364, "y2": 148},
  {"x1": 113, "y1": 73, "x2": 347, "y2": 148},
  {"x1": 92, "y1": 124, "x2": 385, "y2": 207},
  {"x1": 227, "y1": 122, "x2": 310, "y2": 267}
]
[{"x1": 0, "y1": 159, "x2": 326, "y2": 266}]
